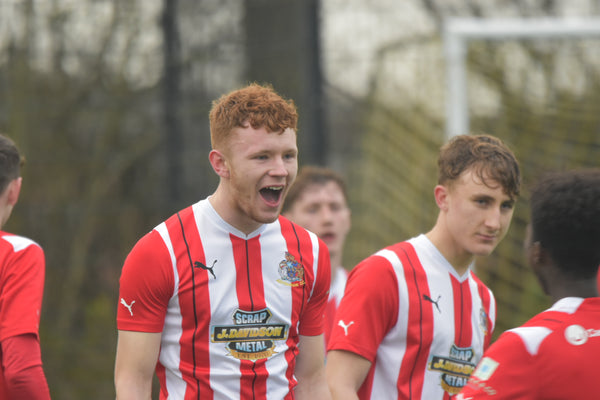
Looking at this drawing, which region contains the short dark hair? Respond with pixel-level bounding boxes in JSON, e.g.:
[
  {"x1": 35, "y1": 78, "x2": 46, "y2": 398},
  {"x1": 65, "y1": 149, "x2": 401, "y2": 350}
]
[
  {"x1": 282, "y1": 166, "x2": 347, "y2": 213},
  {"x1": 437, "y1": 134, "x2": 521, "y2": 199},
  {"x1": 530, "y1": 169, "x2": 600, "y2": 279},
  {"x1": 0, "y1": 134, "x2": 23, "y2": 194}
]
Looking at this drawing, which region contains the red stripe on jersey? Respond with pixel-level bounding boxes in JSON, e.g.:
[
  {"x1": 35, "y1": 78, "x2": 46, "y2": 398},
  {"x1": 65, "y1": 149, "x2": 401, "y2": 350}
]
[
  {"x1": 279, "y1": 218, "x2": 316, "y2": 399},
  {"x1": 451, "y1": 276, "x2": 473, "y2": 348},
  {"x1": 164, "y1": 207, "x2": 214, "y2": 400},
  {"x1": 471, "y1": 274, "x2": 493, "y2": 349},
  {"x1": 230, "y1": 234, "x2": 269, "y2": 399},
  {"x1": 394, "y1": 242, "x2": 434, "y2": 399}
]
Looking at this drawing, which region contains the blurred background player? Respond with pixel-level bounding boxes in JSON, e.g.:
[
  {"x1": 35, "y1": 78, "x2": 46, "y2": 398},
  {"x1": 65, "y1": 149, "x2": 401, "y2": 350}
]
[
  {"x1": 0, "y1": 133, "x2": 51, "y2": 399},
  {"x1": 458, "y1": 169, "x2": 600, "y2": 399},
  {"x1": 326, "y1": 134, "x2": 521, "y2": 399},
  {"x1": 115, "y1": 84, "x2": 331, "y2": 399},
  {"x1": 283, "y1": 166, "x2": 351, "y2": 347}
]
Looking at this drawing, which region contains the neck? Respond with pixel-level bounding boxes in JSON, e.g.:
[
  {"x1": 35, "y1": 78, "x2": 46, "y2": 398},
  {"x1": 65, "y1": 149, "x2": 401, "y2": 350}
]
[
  {"x1": 329, "y1": 251, "x2": 342, "y2": 271},
  {"x1": 329, "y1": 251, "x2": 343, "y2": 281},
  {"x1": 425, "y1": 226, "x2": 473, "y2": 276},
  {"x1": 549, "y1": 278, "x2": 599, "y2": 302},
  {"x1": 209, "y1": 187, "x2": 261, "y2": 235}
]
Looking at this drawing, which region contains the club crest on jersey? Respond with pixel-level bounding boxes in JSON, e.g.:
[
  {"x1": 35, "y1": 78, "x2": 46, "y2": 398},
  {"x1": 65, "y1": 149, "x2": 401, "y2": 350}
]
[
  {"x1": 429, "y1": 344, "x2": 477, "y2": 395},
  {"x1": 277, "y1": 252, "x2": 305, "y2": 287},
  {"x1": 211, "y1": 308, "x2": 289, "y2": 362},
  {"x1": 479, "y1": 308, "x2": 489, "y2": 336}
]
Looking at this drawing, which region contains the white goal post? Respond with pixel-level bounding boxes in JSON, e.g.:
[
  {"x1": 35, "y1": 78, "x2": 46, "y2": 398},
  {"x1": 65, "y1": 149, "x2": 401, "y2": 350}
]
[{"x1": 443, "y1": 17, "x2": 600, "y2": 139}]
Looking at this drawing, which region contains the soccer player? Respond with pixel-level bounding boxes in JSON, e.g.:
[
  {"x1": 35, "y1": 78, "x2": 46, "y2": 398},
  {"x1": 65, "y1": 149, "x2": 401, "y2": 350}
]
[
  {"x1": 326, "y1": 134, "x2": 521, "y2": 399},
  {"x1": 115, "y1": 83, "x2": 332, "y2": 399},
  {"x1": 458, "y1": 169, "x2": 600, "y2": 399},
  {"x1": 0, "y1": 134, "x2": 51, "y2": 399},
  {"x1": 282, "y1": 166, "x2": 351, "y2": 347}
]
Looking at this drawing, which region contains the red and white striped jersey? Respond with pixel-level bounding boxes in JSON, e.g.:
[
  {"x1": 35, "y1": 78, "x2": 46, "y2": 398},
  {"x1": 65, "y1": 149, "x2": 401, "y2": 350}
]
[
  {"x1": 458, "y1": 297, "x2": 600, "y2": 400},
  {"x1": 117, "y1": 199, "x2": 331, "y2": 399},
  {"x1": 0, "y1": 232, "x2": 46, "y2": 397},
  {"x1": 328, "y1": 234, "x2": 495, "y2": 400}
]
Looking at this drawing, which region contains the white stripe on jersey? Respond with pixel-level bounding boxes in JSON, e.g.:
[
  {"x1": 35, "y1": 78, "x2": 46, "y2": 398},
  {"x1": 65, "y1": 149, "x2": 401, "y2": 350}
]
[{"x1": 155, "y1": 222, "x2": 187, "y2": 397}]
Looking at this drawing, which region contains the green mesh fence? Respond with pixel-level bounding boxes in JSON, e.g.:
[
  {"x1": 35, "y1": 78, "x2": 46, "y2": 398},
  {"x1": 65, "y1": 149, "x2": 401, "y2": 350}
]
[{"x1": 343, "y1": 35, "x2": 600, "y2": 338}]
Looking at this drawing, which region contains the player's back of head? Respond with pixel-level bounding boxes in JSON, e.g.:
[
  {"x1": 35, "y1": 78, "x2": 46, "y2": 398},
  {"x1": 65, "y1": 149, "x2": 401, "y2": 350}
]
[
  {"x1": 530, "y1": 169, "x2": 600, "y2": 279},
  {"x1": 0, "y1": 134, "x2": 22, "y2": 194}
]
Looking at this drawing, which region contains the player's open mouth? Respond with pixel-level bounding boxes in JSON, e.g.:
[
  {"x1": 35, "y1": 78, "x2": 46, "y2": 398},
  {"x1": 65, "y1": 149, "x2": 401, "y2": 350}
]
[
  {"x1": 260, "y1": 186, "x2": 284, "y2": 206},
  {"x1": 321, "y1": 233, "x2": 336, "y2": 242}
]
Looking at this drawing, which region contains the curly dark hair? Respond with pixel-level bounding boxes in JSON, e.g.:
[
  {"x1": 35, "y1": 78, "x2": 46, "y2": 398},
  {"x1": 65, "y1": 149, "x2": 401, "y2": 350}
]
[
  {"x1": 209, "y1": 83, "x2": 298, "y2": 149},
  {"x1": 530, "y1": 169, "x2": 600, "y2": 279}
]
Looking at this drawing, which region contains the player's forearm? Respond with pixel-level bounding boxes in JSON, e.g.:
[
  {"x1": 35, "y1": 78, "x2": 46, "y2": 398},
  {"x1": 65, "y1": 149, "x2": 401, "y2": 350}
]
[
  {"x1": 4, "y1": 364, "x2": 51, "y2": 399},
  {"x1": 115, "y1": 376, "x2": 153, "y2": 400},
  {"x1": 1, "y1": 334, "x2": 51, "y2": 399},
  {"x1": 328, "y1": 385, "x2": 360, "y2": 400},
  {"x1": 295, "y1": 370, "x2": 332, "y2": 400}
]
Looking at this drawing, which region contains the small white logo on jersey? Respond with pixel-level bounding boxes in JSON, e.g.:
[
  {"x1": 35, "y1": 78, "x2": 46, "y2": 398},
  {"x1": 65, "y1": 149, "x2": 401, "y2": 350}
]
[
  {"x1": 338, "y1": 320, "x2": 354, "y2": 336},
  {"x1": 564, "y1": 324, "x2": 600, "y2": 346},
  {"x1": 121, "y1": 298, "x2": 135, "y2": 316}
]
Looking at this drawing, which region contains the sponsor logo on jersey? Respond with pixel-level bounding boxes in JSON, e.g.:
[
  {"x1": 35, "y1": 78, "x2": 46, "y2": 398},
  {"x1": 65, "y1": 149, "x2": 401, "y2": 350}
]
[
  {"x1": 277, "y1": 252, "x2": 305, "y2": 287},
  {"x1": 194, "y1": 259, "x2": 217, "y2": 279},
  {"x1": 211, "y1": 308, "x2": 289, "y2": 361},
  {"x1": 564, "y1": 324, "x2": 600, "y2": 346},
  {"x1": 429, "y1": 344, "x2": 477, "y2": 395},
  {"x1": 120, "y1": 298, "x2": 136, "y2": 316},
  {"x1": 471, "y1": 356, "x2": 499, "y2": 380},
  {"x1": 338, "y1": 320, "x2": 354, "y2": 336},
  {"x1": 423, "y1": 294, "x2": 442, "y2": 313}
]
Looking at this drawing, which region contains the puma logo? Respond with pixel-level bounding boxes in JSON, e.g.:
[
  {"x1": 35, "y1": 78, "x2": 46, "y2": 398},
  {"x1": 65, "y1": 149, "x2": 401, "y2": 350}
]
[
  {"x1": 424, "y1": 294, "x2": 442, "y2": 313},
  {"x1": 120, "y1": 298, "x2": 135, "y2": 316},
  {"x1": 338, "y1": 320, "x2": 354, "y2": 336},
  {"x1": 194, "y1": 260, "x2": 217, "y2": 279}
]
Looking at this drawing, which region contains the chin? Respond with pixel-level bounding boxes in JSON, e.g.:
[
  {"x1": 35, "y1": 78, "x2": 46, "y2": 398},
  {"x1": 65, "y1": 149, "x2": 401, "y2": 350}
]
[
  {"x1": 473, "y1": 247, "x2": 496, "y2": 257},
  {"x1": 256, "y1": 212, "x2": 280, "y2": 224}
]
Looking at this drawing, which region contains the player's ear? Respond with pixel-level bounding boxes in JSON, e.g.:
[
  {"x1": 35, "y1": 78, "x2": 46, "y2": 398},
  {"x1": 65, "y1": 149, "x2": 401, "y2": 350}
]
[
  {"x1": 209, "y1": 149, "x2": 230, "y2": 179},
  {"x1": 7, "y1": 177, "x2": 22, "y2": 206},
  {"x1": 433, "y1": 184, "x2": 449, "y2": 212},
  {"x1": 528, "y1": 241, "x2": 549, "y2": 268}
]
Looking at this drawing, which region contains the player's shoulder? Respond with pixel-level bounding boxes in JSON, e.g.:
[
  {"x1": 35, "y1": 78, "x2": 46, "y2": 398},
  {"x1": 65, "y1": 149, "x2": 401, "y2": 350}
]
[
  {"x1": 503, "y1": 324, "x2": 553, "y2": 356},
  {"x1": 348, "y1": 241, "x2": 407, "y2": 280},
  {"x1": 359, "y1": 239, "x2": 418, "y2": 270},
  {"x1": 499, "y1": 305, "x2": 573, "y2": 356},
  {"x1": 278, "y1": 214, "x2": 308, "y2": 232},
  {"x1": 277, "y1": 215, "x2": 320, "y2": 242},
  {"x1": 124, "y1": 224, "x2": 171, "y2": 266},
  {"x1": 0, "y1": 232, "x2": 42, "y2": 253}
]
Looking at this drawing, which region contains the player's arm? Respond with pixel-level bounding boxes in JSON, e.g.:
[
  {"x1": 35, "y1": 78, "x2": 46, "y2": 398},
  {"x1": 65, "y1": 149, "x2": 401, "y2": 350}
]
[
  {"x1": 294, "y1": 334, "x2": 331, "y2": 400},
  {"x1": 325, "y1": 254, "x2": 399, "y2": 399},
  {"x1": 114, "y1": 330, "x2": 162, "y2": 400},
  {"x1": 1, "y1": 334, "x2": 50, "y2": 399},
  {"x1": 326, "y1": 350, "x2": 371, "y2": 400}
]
